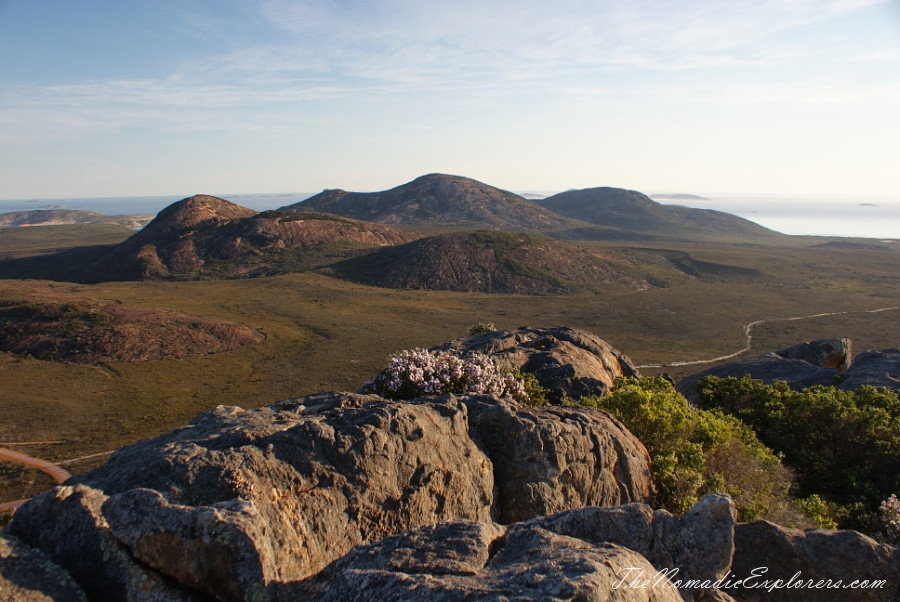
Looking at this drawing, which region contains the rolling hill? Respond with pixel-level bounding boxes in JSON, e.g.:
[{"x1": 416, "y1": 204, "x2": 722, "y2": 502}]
[
  {"x1": 321, "y1": 231, "x2": 658, "y2": 294},
  {"x1": 536, "y1": 187, "x2": 782, "y2": 241},
  {"x1": 281, "y1": 173, "x2": 572, "y2": 231},
  {"x1": 87, "y1": 195, "x2": 418, "y2": 280},
  {"x1": 0, "y1": 282, "x2": 264, "y2": 364}
]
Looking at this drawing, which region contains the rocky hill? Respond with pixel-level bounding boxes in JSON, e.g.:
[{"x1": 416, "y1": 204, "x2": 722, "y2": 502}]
[
  {"x1": 282, "y1": 173, "x2": 572, "y2": 231},
  {"x1": 537, "y1": 187, "x2": 782, "y2": 241},
  {"x1": 322, "y1": 231, "x2": 656, "y2": 293},
  {"x1": 285, "y1": 175, "x2": 783, "y2": 242},
  {"x1": 0, "y1": 283, "x2": 263, "y2": 364},
  {"x1": 89, "y1": 195, "x2": 418, "y2": 280},
  {"x1": 3, "y1": 326, "x2": 897, "y2": 600},
  {"x1": 0, "y1": 209, "x2": 153, "y2": 229}
]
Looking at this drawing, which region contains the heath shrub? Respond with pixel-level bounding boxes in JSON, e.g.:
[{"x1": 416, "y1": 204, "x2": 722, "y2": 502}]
[{"x1": 362, "y1": 348, "x2": 529, "y2": 403}]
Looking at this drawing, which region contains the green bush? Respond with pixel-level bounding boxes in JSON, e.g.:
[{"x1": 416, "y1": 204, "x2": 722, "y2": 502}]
[
  {"x1": 467, "y1": 322, "x2": 497, "y2": 335},
  {"x1": 696, "y1": 375, "x2": 900, "y2": 532},
  {"x1": 579, "y1": 377, "x2": 808, "y2": 524},
  {"x1": 512, "y1": 368, "x2": 549, "y2": 407}
]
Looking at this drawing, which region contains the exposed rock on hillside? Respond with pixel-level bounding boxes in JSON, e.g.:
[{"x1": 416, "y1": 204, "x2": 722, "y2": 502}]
[
  {"x1": 282, "y1": 173, "x2": 571, "y2": 231},
  {"x1": 323, "y1": 231, "x2": 653, "y2": 293},
  {"x1": 676, "y1": 339, "x2": 900, "y2": 403},
  {"x1": 0, "y1": 295, "x2": 263, "y2": 364},
  {"x1": 834, "y1": 348, "x2": 900, "y2": 392},
  {"x1": 4, "y1": 391, "x2": 652, "y2": 599},
  {"x1": 775, "y1": 337, "x2": 852, "y2": 371},
  {"x1": 89, "y1": 195, "x2": 417, "y2": 280},
  {"x1": 434, "y1": 325, "x2": 640, "y2": 401}
]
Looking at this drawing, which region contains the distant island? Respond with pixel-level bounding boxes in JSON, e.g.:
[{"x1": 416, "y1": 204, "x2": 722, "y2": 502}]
[
  {"x1": 0, "y1": 208, "x2": 153, "y2": 229},
  {"x1": 649, "y1": 193, "x2": 711, "y2": 201}
]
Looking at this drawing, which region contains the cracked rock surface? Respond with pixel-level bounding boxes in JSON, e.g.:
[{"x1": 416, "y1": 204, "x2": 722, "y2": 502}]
[{"x1": 4, "y1": 391, "x2": 651, "y2": 600}]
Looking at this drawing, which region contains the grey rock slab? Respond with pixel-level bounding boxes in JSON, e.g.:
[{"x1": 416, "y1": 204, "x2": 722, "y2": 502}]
[
  {"x1": 3, "y1": 485, "x2": 202, "y2": 602},
  {"x1": 295, "y1": 520, "x2": 684, "y2": 602},
  {"x1": 729, "y1": 520, "x2": 900, "y2": 601},
  {"x1": 0, "y1": 534, "x2": 87, "y2": 602},
  {"x1": 462, "y1": 396, "x2": 653, "y2": 524},
  {"x1": 7, "y1": 390, "x2": 652, "y2": 599}
]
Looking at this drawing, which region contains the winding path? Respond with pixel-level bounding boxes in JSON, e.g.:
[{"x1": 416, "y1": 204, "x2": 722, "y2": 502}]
[
  {"x1": 636, "y1": 306, "x2": 900, "y2": 369},
  {"x1": 0, "y1": 446, "x2": 117, "y2": 513},
  {"x1": 0, "y1": 447, "x2": 75, "y2": 513}
]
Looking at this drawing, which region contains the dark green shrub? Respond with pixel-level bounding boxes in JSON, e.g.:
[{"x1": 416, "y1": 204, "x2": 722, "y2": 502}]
[
  {"x1": 511, "y1": 368, "x2": 549, "y2": 407},
  {"x1": 696, "y1": 375, "x2": 900, "y2": 532},
  {"x1": 579, "y1": 377, "x2": 807, "y2": 524}
]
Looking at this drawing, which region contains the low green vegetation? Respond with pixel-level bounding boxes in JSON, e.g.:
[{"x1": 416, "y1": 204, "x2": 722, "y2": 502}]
[
  {"x1": 697, "y1": 375, "x2": 900, "y2": 535},
  {"x1": 577, "y1": 377, "x2": 814, "y2": 525}
]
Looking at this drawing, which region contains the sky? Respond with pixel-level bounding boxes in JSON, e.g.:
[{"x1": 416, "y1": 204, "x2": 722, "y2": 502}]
[{"x1": 1, "y1": 0, "x2": 900, "y2": 201}]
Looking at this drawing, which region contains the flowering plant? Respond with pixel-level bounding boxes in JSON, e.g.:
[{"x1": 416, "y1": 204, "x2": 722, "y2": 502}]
[
  {"x1": 880, "y1": 494, "x2": 900, "y2": 543},
  {"x1": 361, "y1": 347, "x2": 528, "y2": 402}
]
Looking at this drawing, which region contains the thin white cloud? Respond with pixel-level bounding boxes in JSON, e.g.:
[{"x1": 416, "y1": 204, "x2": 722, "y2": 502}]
[
  {"x1": 2, "y1": 0, "x2": 897, "y2": 142},
  {"x1": 244, "y1": 0, "x2": 892, "y2": 77}
]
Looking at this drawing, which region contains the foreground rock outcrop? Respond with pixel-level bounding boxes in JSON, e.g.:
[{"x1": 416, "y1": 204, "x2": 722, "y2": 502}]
[
  {"x1": 0, "y1": 534, "x2": 87, "y2": 601},
  {"x1": 4, "y1": 391, "x2": 652, "y2": 600},
  {"x1": 731, "y1": 520, "x2": 900, "y2": 602},
  {"x1": 298, "y1": 519, "x2": 686, "y2": 602},
  {"x1": 434, "y1": 325, "x2": 640, "y2": 401}
]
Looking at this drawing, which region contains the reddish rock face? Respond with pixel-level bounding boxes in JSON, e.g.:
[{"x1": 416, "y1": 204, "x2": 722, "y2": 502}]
[
  {"x1": 90, "y1": 194, "x2": 419, "y2": 280},
  {"x1": 0, "y1": 296, "x2": 264, "y2": 364}
]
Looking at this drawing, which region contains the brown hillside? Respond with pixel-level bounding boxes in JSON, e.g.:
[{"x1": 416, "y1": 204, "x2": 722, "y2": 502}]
[
  {"x1": 322, "y1": 231, "x2": 654, "y2": 294},
  {"x1": 0, "y1": 209, "x2": 153, "y2": 229},
  {"x1": 0, "y1": 282, "x2": 263, "y2": 364},
  {"x1": 89, "y1": 195, "x2": 419, "y2": 280},
  {"x1": 281, "y1": 173, "x2": 571, "y2": 231}
]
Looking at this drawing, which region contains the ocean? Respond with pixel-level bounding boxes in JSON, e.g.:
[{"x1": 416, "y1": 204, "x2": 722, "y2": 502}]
[
  {"x1": 0, "y1": 192, "x2": 897, "y2": 240},
  {"x1": 0, "y1": 193, "x2": 315, "y2": 218},
  {"x1": 652, "y1": 193, "x2": 900, "y2": 241}
]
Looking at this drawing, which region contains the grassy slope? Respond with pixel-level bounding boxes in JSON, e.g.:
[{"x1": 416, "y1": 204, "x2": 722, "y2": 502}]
[
  {"x1": 0, "y1": 224, "x2": 133, "y2": 260},
  {"x1": 0, "y1": 229, "x2": 899, "y2": 503}
]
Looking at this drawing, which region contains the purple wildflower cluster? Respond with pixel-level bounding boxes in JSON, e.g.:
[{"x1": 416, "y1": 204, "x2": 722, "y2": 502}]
[
  {"x1": 362, "y1": 347, "x2": 527, "y2": 402},
  {"x1": 880, "y1": 494, "x2": 900, "y2": 543}
]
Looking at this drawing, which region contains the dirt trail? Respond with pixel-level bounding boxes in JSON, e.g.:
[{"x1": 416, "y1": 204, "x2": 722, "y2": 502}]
[
  {"x1": 0, "y1": 447, "x2": 116, "y2": 514},
  {"x1": 637, "y1": 306, "x2": 900, "y2": 369},
  {"x1": 0, "y1": 447, "x2": 73, "y2": 514},
  {"x1": 0, "y1": 447, "x2": 72, "y2": 484}
]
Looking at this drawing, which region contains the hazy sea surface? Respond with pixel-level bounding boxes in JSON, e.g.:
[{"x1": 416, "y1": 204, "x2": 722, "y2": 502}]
[
  {"x1": 0, "y1": 192, "x2": 897, "y2": 240},
  {"x1": 0, "y1": 193, "x2": 315, "y2": 217},
  {"x1": 651, "y1": 193, "x2": 900, "y2": 240}
]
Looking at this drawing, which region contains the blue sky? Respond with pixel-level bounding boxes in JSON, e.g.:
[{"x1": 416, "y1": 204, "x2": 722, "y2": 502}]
[{"x1": 2, "y1": 0, "x2": 899, "y2": 199}]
